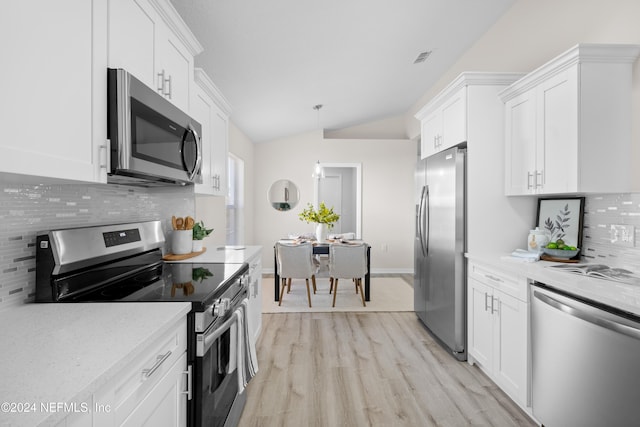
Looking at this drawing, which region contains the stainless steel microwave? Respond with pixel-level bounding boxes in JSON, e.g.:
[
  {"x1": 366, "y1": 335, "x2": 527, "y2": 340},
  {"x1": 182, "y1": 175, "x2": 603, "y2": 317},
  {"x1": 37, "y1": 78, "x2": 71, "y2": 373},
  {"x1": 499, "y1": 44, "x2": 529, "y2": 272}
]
[{"x1": 107, "y1": 68, "x2": 202, "y2": 186}]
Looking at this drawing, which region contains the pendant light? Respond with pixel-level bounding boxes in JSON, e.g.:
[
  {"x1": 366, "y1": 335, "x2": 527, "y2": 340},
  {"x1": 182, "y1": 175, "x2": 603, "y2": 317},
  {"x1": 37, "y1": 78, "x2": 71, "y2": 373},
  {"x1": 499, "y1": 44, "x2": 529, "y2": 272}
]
[{"x1": 312, "y1": 104, "x2": 325, "y2": 179}]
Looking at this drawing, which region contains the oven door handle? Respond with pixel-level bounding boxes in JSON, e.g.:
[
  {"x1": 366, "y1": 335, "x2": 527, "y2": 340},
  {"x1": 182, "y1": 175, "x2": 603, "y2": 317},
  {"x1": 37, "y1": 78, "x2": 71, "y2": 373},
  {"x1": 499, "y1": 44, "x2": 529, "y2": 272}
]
[{"x1": 201, "y1": 314, "x2": 238, "y2": 354}]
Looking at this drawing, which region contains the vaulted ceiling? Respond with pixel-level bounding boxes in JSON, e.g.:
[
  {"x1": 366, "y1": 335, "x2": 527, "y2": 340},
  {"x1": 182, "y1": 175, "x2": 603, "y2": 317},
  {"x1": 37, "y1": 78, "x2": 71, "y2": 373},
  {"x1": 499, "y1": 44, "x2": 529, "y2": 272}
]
[{"x1": 171, "y1": 0, "x2": 516, "y2": 142}]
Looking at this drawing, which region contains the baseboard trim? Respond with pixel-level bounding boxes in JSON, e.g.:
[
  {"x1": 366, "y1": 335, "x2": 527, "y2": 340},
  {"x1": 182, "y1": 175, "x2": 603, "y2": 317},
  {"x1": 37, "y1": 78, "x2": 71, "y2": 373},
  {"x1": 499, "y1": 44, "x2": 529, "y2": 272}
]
[{"x1": 261, "y1": 267, "x2": 414, "y2": 275}]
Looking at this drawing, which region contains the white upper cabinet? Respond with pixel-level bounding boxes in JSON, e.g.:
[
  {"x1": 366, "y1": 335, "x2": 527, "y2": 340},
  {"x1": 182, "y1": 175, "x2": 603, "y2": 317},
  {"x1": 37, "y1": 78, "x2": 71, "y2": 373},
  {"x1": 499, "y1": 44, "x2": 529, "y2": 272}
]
[
  {"x1": 416, "y1": 86, "x2": 467, "y2": 159},
  {"x1": 500, "y1": 44, "x2": 640, "y2": 195},
  {"x1": 0, "y1": 0, "x2": 108, "y2": 183},
  {"x1": 192, "y1": 69, "x2": 232, "y2": 196},
  {"x1": 108, "y1": 0, "x2": 203, "y2": 112}
]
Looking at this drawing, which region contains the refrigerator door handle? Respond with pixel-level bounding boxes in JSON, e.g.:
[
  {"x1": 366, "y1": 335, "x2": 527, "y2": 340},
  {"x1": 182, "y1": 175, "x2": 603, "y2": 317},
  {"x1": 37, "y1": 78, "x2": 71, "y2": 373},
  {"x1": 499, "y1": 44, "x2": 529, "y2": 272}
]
[
  {"x1": 424, "y1": 185, "x2": 430, "y2": 255},
  {"x1": 418, "y1": 185, "x2": 427, "y2": 257}
]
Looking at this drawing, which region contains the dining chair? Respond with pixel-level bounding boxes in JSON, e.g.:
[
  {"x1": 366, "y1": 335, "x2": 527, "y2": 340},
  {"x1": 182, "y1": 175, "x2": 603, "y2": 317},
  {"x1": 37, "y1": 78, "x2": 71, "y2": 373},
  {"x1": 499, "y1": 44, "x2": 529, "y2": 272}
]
[
  {"x1": 328, "y1": 243, "x2": 367, "y2": 307},
  {"x1": 275, "y1": 241, "x2": 317, "y2": 307}
]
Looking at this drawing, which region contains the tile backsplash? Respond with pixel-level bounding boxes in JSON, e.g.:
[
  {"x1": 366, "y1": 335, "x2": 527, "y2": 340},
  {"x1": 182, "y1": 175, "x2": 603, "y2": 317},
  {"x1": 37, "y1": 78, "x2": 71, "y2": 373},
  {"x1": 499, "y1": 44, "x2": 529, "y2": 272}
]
[
  {"x1": 0, "y1": 182, "x2": 194, "y2": 311},
  {"x1": 1, "y1": 184, "x2": 639, "y2": 311},
  {"x1": 581, "y1": 193, "x2": 640, "y2": 270}
]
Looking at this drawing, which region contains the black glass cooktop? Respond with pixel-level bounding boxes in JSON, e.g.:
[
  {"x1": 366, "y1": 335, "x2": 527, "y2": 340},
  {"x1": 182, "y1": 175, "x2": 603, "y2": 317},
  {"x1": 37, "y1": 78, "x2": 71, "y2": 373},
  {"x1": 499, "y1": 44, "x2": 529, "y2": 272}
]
[{"x1": 53, "y1": 257, "x2": 246, "y2": 308}]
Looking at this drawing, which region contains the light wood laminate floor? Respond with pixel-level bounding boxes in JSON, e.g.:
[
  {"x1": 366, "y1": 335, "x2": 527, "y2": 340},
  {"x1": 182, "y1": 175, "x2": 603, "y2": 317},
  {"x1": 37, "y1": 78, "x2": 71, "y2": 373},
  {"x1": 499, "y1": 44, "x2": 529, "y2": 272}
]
[{"x1": 238, "y1": 312, "x2": 536, "y2": 427}]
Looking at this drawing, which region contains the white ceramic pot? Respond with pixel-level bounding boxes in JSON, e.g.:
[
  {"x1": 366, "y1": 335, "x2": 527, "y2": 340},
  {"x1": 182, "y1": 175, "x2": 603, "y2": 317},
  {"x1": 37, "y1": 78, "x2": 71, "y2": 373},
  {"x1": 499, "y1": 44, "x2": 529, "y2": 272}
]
[
  {"x1": 172, "y1": 263, "x2": 192, "y2": 284},
  {"x1": 528, "y1": 227, "x2": 550, "y2": 253},
  {"x1": 172, "y1": 230, "x2": 192, "y2": 254},
  {"x1": 192, "y1": 240, "x2": 204, "y2": 253},
  {"x1": 315, "y1": 223, "x2": 327, "y2": 243}
]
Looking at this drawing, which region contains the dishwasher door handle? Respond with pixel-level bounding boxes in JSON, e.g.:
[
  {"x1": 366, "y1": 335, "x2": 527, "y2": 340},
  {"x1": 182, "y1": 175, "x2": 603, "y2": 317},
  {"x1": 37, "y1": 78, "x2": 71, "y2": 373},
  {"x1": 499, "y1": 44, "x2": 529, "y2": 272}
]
[{"x1": 534, "y1": 290, "x2": 640, "y2": 340}]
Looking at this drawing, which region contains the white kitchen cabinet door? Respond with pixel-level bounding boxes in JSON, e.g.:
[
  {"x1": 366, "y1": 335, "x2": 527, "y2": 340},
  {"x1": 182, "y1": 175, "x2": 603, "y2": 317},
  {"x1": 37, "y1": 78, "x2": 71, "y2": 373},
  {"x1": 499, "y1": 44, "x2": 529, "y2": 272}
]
[
  {"x1": 0, "y1": 0, "x2": 107, "y2": 183},
  {"x1": 210, "y1": 107, "x2": 229, "y2": 195},
  {"x1": 494, "y1": 290, "x2": 528, "y2": 406},
  {"x1": 191, "y1": 83, "x2": 215, "y2": 195},
  {"x1": 108, "y1": 0, "x2": 200, "y2": 112},
  {"x1": 536, "y1": 68, "x2": 578, "y2": 194},
  {"x1": 107, "y1": 0, "x2": 157, "y2": 89},
  {"x1": 192, "y1": 69, "x2": 231, "y2": 196},
  {"x1": 121, "y1": 353, "x2": 188, "y2": 427},
  {"x1": 501, "y1": 44, "x2": 639, "y2": 195},
  {"x1": 467, "y1": 260, "x2": 529, "y2": 411},
  {"x1": 468, "y1": 277, "x2": 493, "y2": 369},
  {"x1": 420, "y1": 111, "x2": 442, "y2": 159},
  {"x1": 247, "y1": 254, "x2": 263, "y2": 342},
  {"x1": 94, "y1": 318, "x2": 187, "y2": 427},
  {"x1": 155, "y1": 29, "x2": 193, "y2": 112},
  {"x1": 441, "y1": 87, "x2": 467, "y2": 148},
  {"x1": 504, "y1": 90, "x2": 536, "y2": 195},
  {"x1": 418, "y1": 87, "x2": 467, "y2": 159}
]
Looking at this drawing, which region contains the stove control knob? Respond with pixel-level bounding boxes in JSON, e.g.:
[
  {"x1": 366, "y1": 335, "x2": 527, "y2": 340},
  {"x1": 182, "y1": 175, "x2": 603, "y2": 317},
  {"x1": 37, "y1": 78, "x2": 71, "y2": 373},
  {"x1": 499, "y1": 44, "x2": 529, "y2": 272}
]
[{"x1": 213, "y1": 298, "x2": 230, "y2": 316}]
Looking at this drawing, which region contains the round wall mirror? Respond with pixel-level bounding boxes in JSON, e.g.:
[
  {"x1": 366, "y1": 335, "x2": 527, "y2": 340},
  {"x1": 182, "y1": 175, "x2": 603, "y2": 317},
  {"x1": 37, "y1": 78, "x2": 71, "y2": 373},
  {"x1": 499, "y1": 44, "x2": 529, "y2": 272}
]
[{"x1": 268, "y1": 179, "x2": 300, "y2": 211}]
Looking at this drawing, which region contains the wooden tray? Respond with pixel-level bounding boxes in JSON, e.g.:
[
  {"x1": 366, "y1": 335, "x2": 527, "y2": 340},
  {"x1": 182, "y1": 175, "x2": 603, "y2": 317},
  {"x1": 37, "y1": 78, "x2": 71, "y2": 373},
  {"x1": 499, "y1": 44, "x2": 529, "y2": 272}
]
[
  {"x1": 540, "y1": 254, "x2": 579, "y2": 263},
  {"x1": 162, "y1": 247, "x2": 206, "y2": 261}
]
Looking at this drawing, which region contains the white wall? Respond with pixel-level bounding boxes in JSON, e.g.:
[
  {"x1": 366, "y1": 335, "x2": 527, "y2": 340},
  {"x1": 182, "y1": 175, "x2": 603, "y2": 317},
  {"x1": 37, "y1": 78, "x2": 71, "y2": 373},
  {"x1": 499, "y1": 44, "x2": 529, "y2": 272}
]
[
  {"x1": 254, "y1": 130, "x2": 416, "y2": 273},
  {"x1": 195, "y1": 122, "x2": 256, "y2": 248},
  {"x1": 404, "y1": 0, "x2": 640, "y2": 186}
]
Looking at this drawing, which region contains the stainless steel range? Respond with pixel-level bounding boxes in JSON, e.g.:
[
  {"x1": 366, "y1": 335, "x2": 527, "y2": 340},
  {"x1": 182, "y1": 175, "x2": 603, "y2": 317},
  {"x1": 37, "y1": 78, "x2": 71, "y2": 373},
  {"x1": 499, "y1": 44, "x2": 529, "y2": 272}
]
[{"x1": 35, "y1": 220, "x2": 256, "y2": 427}]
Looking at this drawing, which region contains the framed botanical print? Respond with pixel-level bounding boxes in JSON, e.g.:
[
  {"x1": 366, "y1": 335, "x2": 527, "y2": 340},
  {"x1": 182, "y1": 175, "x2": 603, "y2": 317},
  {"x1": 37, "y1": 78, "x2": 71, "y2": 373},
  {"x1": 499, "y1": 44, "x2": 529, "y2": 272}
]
[{"x1": 536, "y1": 197, "x2": 585, "y2": 248}]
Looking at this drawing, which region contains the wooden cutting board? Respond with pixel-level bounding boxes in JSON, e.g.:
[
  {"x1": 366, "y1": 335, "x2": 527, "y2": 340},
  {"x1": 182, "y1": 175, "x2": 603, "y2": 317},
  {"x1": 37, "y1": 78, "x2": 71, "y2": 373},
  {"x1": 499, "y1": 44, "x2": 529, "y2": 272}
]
[
  {"x1": 162, "y1": 247, "x2": 206, "y2": 261},
  {"x1": 540, "y1": 254, "x2": 579, "y2": 263}
]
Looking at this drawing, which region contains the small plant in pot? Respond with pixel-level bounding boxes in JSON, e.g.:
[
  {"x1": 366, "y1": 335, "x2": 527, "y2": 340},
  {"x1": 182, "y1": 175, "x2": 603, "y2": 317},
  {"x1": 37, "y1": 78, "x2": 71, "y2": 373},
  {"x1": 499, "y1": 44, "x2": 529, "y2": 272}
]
[
  {"x1": 192, "y1": 221, "x2": 213, "y2": 252},
  {"x1": 298, "y1": 202, "x2": 340, "y2": 242}
]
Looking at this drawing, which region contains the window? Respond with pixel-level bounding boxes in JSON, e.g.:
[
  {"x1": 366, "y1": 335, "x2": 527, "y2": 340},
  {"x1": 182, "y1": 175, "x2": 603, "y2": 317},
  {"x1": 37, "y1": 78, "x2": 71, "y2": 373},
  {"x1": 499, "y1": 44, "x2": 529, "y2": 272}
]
[{"x1": 226, "y1": 153, "x2": 244, "y2": 245}]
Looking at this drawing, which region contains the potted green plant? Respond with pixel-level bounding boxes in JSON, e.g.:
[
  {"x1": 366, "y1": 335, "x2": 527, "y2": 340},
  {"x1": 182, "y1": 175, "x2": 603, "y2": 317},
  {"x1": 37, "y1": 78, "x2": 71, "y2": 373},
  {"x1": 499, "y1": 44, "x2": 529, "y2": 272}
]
[
  {"x1": 192, "y1": 221, "x2": 213, "y2": 252},
  {"x1": 298, "y1": 202, "x2": 340, "y2": 242}
]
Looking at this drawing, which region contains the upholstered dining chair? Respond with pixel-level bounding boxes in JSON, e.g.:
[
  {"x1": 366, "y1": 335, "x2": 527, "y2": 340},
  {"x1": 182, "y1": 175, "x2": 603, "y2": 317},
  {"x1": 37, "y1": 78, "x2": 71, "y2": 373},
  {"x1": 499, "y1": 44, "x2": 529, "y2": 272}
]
[
  {"x1": 328, "y1": 243, "x2": 367, "y2": 307},
  {"x1": 275, "y1": 241, "x2": 317, "y2": 307}
]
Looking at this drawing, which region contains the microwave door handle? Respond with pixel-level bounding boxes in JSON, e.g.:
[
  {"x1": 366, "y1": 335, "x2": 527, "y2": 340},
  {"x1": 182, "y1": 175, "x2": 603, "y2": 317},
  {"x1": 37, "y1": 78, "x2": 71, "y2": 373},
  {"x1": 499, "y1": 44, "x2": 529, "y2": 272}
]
[{"x1": 185, "y1": 127, "x2": 202, "y2": 181}]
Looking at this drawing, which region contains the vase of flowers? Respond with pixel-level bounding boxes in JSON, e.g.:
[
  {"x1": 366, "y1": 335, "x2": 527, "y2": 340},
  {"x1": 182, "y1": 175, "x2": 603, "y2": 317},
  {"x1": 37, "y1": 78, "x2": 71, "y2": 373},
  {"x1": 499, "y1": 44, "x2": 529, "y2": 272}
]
[
  {"x1": 298, "y1": 202, "x2": 340, "y2": 242},
  {"x1": 192, "y1": 221, "x2": 213, "y2": 252}
]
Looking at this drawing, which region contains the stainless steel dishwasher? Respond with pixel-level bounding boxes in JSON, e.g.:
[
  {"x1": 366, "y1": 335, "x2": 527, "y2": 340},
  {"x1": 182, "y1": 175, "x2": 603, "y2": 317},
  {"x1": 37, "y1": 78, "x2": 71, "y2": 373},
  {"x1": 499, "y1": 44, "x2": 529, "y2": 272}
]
[{"x1": 531, "y1": 283, "x2": 640, "y2": 427}]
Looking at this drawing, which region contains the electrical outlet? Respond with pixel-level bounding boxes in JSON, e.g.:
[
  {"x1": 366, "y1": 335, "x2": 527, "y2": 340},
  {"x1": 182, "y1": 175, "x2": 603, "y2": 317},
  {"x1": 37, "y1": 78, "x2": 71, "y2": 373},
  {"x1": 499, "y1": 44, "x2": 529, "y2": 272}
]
[{"x1": 610, "y1": 224, "x2": 635, "y2": 247}]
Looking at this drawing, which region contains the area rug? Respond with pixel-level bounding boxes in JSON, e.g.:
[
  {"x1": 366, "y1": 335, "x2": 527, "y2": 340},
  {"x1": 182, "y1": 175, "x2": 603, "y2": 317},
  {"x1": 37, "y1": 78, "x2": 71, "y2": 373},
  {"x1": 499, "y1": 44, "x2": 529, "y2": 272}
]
[{"x1": 262, "y1": 276, "x2": 413, "y2": 313}]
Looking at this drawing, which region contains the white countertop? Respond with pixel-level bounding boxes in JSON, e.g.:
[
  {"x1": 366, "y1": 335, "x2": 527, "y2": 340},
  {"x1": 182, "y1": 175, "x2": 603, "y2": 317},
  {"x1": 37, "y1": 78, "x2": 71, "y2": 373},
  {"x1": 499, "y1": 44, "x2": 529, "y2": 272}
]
[
  {"x1": 467, "y1": 252, "x2": 640, "y2": 317},
  {"x1": 167, "y1": 245, "x2": 261, "y2": 264},
  {"x1": 0, "y1": 302, "x2": 191, "y2": 427}
]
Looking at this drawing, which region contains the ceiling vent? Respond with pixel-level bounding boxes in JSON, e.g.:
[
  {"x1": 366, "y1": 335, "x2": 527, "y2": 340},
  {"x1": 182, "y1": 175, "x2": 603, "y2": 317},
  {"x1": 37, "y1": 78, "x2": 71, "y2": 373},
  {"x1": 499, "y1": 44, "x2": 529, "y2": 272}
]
[{"x1": 413, "y1": 50, "x2": 433, "y2": 64}]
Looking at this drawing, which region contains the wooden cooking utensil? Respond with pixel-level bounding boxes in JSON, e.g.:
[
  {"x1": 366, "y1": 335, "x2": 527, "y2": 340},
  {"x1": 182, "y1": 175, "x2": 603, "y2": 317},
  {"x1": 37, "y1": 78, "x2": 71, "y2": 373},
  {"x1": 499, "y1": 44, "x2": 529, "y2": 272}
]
[
  {"x1": 176, "y1": 217, "x2": 184, "y2": 230},
  {"x1": 171, "y1": 215, "x2": 178, "y2": 230},
  {"x1": 185, "y1": 216, "x2": 195, "y2": 230}
]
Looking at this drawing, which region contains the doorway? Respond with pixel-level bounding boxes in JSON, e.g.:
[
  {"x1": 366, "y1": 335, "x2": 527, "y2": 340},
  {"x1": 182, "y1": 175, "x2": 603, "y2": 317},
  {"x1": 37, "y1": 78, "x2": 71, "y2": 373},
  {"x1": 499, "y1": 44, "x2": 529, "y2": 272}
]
[{"x1": 314, "y1": 163, "x2": 362, "y2": 238}]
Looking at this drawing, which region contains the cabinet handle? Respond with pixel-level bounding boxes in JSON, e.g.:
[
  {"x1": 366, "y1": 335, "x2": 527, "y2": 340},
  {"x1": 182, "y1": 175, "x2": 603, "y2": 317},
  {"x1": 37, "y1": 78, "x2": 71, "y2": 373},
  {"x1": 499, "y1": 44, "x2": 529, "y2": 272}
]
[
  {"x1": 157, "y1": 70, "x2": 165, "y2": 94},
  {"x1": 182, "y1": 365, "x2": 193, "y2": 400},
  {"x1": 527, "y1": 172, "x2": 534, "y2": 190},
  {"x1": 433, "y1": 135, "x2": 438, "y2": 150},
  {"x1": 491, "y1": 296, "x2": 499, "y2": 314},
  {"x1": 536, "y1": 170, "x2": 544, "y2": 188},
  {"x1": 484, "y1": 292, "x2": 490, "y2": 312},
  {"x1": 165, "y1": 75, "x2": 172, "y2": 99},
  {"x1": 99, "y1": 143, "x2": 108, "y2": 169},
  {"x1": 485, "y1": 274, "x2": 503, "y2": 283},
  {"x1": 142, "y1": 350, "x2": 172, "y2": 379}
]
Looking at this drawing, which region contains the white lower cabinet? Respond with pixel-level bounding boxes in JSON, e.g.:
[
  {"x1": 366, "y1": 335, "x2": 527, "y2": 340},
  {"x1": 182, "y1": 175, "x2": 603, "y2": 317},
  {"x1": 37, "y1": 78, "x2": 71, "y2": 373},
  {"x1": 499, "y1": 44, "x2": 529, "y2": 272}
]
[
  {"x1": 468, "y1": 261, "x2": 529, "y2": 410},
  {"x1": 247, "y1": 253, "x2": 263, "y2": 343},
  {"x1": 93, "y1": 317, "x2": 188, "y2": 427}
]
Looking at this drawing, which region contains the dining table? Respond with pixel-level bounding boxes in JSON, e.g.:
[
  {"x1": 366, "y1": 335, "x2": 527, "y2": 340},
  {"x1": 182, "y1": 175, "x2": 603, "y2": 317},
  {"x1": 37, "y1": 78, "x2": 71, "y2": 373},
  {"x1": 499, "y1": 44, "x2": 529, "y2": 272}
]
[{"x1": 273, "y1": 240, "x2": 371, "y2": 302}]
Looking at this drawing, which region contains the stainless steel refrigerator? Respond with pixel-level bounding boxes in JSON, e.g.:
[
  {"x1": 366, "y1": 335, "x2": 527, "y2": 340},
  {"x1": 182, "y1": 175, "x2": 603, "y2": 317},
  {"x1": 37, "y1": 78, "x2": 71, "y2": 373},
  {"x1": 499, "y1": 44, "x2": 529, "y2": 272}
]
[{"x1": 414, "y1": 144, "x2": 466, "y2": 361}]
